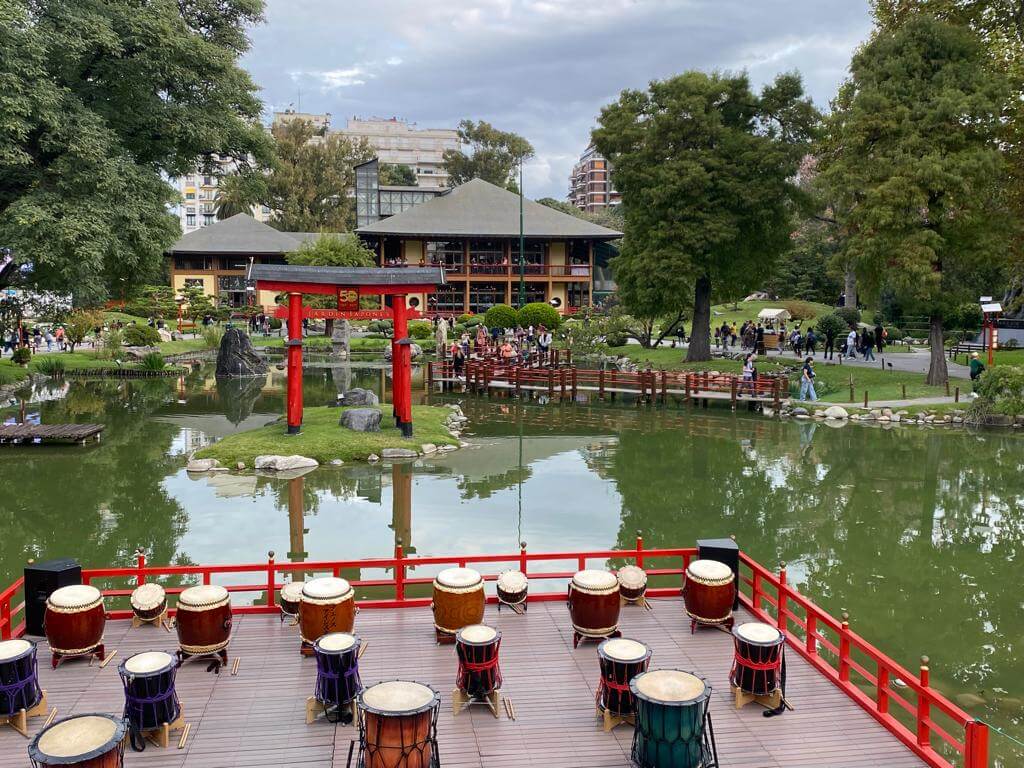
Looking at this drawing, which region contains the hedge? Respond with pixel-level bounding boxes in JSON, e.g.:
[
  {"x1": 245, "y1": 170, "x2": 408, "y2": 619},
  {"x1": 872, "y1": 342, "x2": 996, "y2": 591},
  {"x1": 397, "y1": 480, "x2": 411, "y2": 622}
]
[
  {"x1": 516, "y1": 302, "x2": 560, "y2": 330},
  {"x1": 484, "y1": 304, "x2": 517, "y2": 330}
]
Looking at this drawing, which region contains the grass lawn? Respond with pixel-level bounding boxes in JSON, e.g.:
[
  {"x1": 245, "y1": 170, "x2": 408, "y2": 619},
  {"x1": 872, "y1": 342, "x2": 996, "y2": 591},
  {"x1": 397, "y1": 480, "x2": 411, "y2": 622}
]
[
  {"x1": 194, "y1": 404, "x2": 458, "y2": 465},
  {"x1": 1, "y1": 349, "x2": 184, "y2": 382},
  {"x1": 706, "y1": 299, "x2": 835, "y2": 329}
]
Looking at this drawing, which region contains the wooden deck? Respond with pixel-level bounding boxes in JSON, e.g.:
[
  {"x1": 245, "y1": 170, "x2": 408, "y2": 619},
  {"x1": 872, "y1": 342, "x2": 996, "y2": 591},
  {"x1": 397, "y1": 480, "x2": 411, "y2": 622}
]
[
  {"x1": 1, "y1": 598, "x2": 926, "y2": 768},
  {"x1": 0, "y1": 423, "x2": 103, "y2": 444}
]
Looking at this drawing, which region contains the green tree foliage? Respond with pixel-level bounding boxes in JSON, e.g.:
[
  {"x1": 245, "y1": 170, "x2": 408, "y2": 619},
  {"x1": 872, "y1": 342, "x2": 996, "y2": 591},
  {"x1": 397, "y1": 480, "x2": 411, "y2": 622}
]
[
  {"x1": 442, "y1": 121, "x2": 534, "y2": 190},
  {"x1": 483, "y1": 304, "x2": 518, "y2": 330},
  {"x1": 216, "y1": 173, "x2": 263, "y2": 220},
  {"x1": 764, "y1": 206, "x2": 843, "y2": 306},
  {"x1": 516, "y1": 302, "x2": 560, "y2": 330},
  {"x1": 125, "y1": 285, "x2": 178, "y2": 320},
  {"x1": 0, "y1": 0, "x2": 270, "y2": 305},
  {"x1": 816, "y1": 312, "x2": 851, "y2": 342},
  {"x1": 181, "y1": 285, "x2": 214, "y2": 332},
  {"x1": 536, "y1": 197, "x2": 625, "y2": 232},
  {"x1": 123, "y1": 324, "x2": 162, "y2": 347},
  {"x1": 379, "y1": 164, "x2": 418, "y2": 186},
  {"x1": 818, "y1": 16, "x2": 1012, "y2": 384},
  {"x1": 286, "y1": 234, "x2": 376, "y2": 336},
  {"x1": 593, "y1": 72, "x2": 817, "y2": 360},
  {"x1": 64, "y1": 309, "x2": 104, "y2": 353}
]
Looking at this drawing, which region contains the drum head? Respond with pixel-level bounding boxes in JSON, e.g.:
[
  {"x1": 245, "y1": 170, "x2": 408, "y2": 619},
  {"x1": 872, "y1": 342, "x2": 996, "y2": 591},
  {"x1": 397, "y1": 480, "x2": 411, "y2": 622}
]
[
  {"x1": 436, "y1": 567, "x2": 481, "y2": 588},
  {"x1": 360, "y1": 681, "x2": 438, "y2": 716},
  {"x1": 0, "y1": 638, "x2": 32, "y2": 661},
  {"x1": 600, "y1": 637, "x2": 649, "y2": 662},
  {"x1": 32, "y1": 714, "x2": 125, "y2": 761},
  {"x1": 280, "y1": 581, "x2": 305, "y2": 601},
  {"x1": 687, "y1": 559, "x2": 732, "y2": 581},
  {"x1": 123, "y1": 651, "x2": 173, "y2": 675},
  {"x1": 572, "y1": 569, "x2": 618, "y2": 591},
  {"x1": 457, "y1": 624, "x2": 498, "y2": 644},
  {"x1": 617, "y1": 565, "x2": 647, "y2": 588},
  {"x1": 302, "y1": 577, "x2": 352, "y2": 600},
  {"x1": 48, "y1": 585, "x2": 102, "y2": 609},
  {"x1": 317, "y1": 632, "x2": 357, "y2": 652},
  {"x1": 179, "y1": 584, "x2": 228, "y2": 607},
  {"x1": 497, "y1": 570, "x2": 527, "y2": 591},
  {"x1": 735, "y1": 622, "x2": 782, "y2": 644},
  {"x1": 130, "y1": 583, "x2": 165, "y2": 611},
  {"x1": 631, "y1": 670, "x2": 707, "y2": 705}
]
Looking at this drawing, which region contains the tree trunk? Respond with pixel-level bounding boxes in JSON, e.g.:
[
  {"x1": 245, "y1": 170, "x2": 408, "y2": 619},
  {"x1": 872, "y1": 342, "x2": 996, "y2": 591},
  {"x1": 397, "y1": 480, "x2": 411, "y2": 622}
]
[
  {"x1": 926, "y1": 315, "x2": 948, "y2": 386},
  {"x1": 324, "y1": 318, "x2": 334, "y2": 338},
  {"x1": 685, "y1": 275, "x2": 712, "y2": 362},
  {"x1": 844, "y1": 268, "x2": 857, "y2": 308}
]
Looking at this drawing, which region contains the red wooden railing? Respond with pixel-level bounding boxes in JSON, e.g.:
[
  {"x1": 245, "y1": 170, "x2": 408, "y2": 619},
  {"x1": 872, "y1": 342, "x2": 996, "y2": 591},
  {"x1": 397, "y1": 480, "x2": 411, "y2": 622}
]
[{"x1": 0, "y1": 541, "x2": 987, "y2": 767}]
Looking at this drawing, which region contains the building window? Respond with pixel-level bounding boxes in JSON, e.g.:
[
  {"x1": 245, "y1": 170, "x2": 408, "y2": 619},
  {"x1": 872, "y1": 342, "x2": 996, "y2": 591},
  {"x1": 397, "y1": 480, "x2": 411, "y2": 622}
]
[
  {"x1": 173, "y1": 255, "x2": 213, "y2": 270},
  {"x1": 425, "y1": 241, "x2": 464, "y2": 272},
  {"x1": 203, "y1": 176, "x2": 213, "y2": 186},
  {"x1": 514, "y1": 241, "x2": 546, "y2": 275},
  {"x1": 430, "y1": 282, "x2": 465, "y2": 313},
  {"x1": 469, "y1": 282, "x2": 505, "y2": 313},
  {"x1": 185, "y1": 214, "x2": 196, "y2": 227},
  {"x1": 184, "y1": 278, "x2": 205, "y2": 289},
  {"x1": 203, "y1": 214, "x2": 214, "y2": 226},
  {"x1": 469, "y1": 240, "x2": 506, "y2": 275},
  {"x1": 185, "y1": 191, "x2": 195, "y2": 200}
]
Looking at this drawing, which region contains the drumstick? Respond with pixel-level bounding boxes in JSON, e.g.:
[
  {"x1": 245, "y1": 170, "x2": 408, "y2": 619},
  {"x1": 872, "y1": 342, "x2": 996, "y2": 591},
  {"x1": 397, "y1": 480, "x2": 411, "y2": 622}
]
[
  {"x1": 503, "y1": 697, "x2": 512, "y2": 720},
  {"x1": 509, "y1": 698, "x2": 517, "y2": 720},
  {"x1": 231, "y1": 657, "x2": 240, "y2": 676},
  {"x1": 43, "y1": 708, "x2": 58, "y2": 728},
  {"x1": 99, "y1": 650, "x2": 118, "y2": 669},
  {"x1": 357, "y1": 642, "x2": 369, "y2": 659},
  {"x1": 177, "y1": 722, "x2": 191, "y2": 749}
]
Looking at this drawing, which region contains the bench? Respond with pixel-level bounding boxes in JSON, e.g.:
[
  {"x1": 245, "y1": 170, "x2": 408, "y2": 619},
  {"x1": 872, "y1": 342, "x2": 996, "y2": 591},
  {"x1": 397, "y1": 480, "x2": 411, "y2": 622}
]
[{"x1": 948, "y1": 342, "x2": 986, "y2": 360}]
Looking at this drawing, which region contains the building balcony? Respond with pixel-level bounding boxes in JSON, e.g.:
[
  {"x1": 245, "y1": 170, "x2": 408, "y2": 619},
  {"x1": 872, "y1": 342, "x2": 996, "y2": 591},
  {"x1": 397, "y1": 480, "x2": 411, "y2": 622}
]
[{"x1": 383, "y1": 261, "x2": 591, "y2": 278}]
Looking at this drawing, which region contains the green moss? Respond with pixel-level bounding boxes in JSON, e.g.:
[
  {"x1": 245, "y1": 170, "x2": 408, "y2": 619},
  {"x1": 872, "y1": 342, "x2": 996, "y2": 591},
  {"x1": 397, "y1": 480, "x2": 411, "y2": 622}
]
[{"x1": 194, "y1": 405, "x2": 459, "y2": 465}]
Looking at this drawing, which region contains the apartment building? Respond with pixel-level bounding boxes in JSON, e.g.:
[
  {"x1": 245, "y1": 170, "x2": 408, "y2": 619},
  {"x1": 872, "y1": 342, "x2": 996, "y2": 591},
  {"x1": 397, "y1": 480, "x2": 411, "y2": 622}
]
[
  {"x1": 174, "y1": 160, "x2": 272, "y2": 234},
  {"x1": 568, "y1": 144, "x2": 620, "y2": 213}
]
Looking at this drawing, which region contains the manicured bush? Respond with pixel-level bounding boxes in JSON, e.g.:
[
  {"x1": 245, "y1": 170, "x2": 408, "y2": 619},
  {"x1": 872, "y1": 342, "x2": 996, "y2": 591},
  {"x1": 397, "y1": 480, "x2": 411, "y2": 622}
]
[
  {"x1": 33, "y1": 356, "x2": 66, "y2": 376},
  {"x1": 834, "y1": 306, "x2": 861, "y2": 327},
  {"x1": 140, "y1": 352, "x2": 166, "y2": 370},
  {"x1": 781, "y1": 300, "x2": 817, "y2": 321},
  {"x1": 815, "y1": 313, "x2": 850, "y2": 340},
  {"x1": 269, "y1": 317, "x2": 283, "y2": 331},
  {"x1": 123, "y1": 325, "x2": 162, "y2": 347},
  {"x1": 408, "y1": 321, "x2": 432, "y2": 340},
  {"x1": 968, "y1": 365, "x2": 1024, "y2": 423},
  {"x1": 367, "y1": 320, "x2": 393, "y2": 334},
  {"x1": 484, "y1": 304, "x2": 517, "y2": 330},
  {"x1": 516, "y1": 302, "x2": 561, "y2": 330},
  {"x1": 458, "y1": 314, "x2": 482, "y2": 328},
  {"x1": 11, "y1": 347, "x2": 31, "y2": 365}
]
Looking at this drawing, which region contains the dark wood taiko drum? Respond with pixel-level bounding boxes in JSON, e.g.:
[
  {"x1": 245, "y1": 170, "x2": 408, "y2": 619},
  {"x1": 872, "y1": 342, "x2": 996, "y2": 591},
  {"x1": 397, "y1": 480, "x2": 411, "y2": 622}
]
[
  {"x1": 129, "y1": 583, "x2": 166, "y2": 622},
  {"x1": 175, "y1": 585, "x2": 232, "y2": 657},
  {"x1": 455, "y1": 624, "x2": 502, "y2": 698},
  {"x1": 300, "y1": 577, "x2": 355, "y2": 647},
  {"x1": 597, "y1": 637, "x2": 651, "y2": 716},
  {"x1": 731, "y1": 622, "x2": 784, "y2": 696},
  {"x1": 617, "y1": 565, "x2": 648, "y2": 604},
  {"x1": 45, "y1": 585, "x2": 105, "y2": 666},
  {"x1": 28, "y1": 713, "x2": 127, "y2": 768},
  {"x1": 682, "y1": 559, "x2": 735, "y2": 629},
  {"x1": 431, "y1": 568, "x2": 484, "y2": 640},
  {"x1": 568, "y1": 569, "x2": 620, "y2": 641},
  {"x1": 359, "y1": 680, "x2": 440, "y2": 768},
  {"x1": 496, "y1": 570, "x2": 528, "y2": 610},
  {"x1": 280, "y1": 581, "x2": 305, "y2": 620}
]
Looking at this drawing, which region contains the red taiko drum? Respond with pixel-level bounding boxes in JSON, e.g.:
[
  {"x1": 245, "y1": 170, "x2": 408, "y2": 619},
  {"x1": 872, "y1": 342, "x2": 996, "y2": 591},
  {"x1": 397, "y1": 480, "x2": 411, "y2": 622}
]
[
  {"x1": 45, "y1": 585, "x2": 105, "y2": 666},
  {"x1": 359, "y1": 681, "x2": 440, "y2": 768},
  {"x1": 682, "y1": 559, "x2": 735, "y2": 628},
  {"x1": 568, "y1": 569, "x2": 620, "y2": 640},
  {"x1": 28, "y1": 713, "x2": 126, "y2": 768},
  {"x1": 175, "y1": 585, "x2": 232, "y2": 657},
  {"x1": 731, "y1": 622, "x2": 784, "y2": 696},
  {"x1": 130, "y1": 583, "x2": 166, "y2": 622},
  {"x1": 279, "y1": 581, "x2": 305, "y2": 620},
  {"x1": 300, "y1": 577, "x2": 355, "y2": 647},
  {"x1": 617, "y1": 565, "x2": 648, "y2": 604},
  {"x1": 597, "y1": 637, "x2": 651, "y2": 716},
  {"x1": 455, "y1": 624, "x2": 502, "y2": 698}
]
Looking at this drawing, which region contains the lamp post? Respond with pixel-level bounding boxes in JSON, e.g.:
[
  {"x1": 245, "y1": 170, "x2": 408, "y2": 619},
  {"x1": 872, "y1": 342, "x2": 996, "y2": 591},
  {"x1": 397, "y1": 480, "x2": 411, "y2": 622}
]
[
  {"x1": 518, "y1": 156, "x2": 525, "y2": 308},
  {"x1": 980, "y1": 296, "x2": 1002, "y2": 368}
]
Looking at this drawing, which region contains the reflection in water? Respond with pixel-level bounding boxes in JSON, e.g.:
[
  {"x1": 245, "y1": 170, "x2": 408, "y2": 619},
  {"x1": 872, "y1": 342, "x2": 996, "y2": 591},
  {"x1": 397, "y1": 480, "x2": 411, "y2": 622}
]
[{"x1": 0, "y1": 368, "x2": 1023, "y2": 765}]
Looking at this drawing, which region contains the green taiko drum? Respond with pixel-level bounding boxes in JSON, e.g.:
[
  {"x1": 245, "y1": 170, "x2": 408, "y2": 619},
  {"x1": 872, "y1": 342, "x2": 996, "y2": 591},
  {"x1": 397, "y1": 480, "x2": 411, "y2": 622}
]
[{"x1": 629, "y1": 669, "x2": 717, "y2": 768}]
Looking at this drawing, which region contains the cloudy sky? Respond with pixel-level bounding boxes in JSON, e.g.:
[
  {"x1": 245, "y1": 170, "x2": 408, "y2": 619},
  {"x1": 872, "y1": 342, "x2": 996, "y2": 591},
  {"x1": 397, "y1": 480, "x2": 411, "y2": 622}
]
[{"x1": 243, "y1": 0, "x2": 873, "y2": 199}]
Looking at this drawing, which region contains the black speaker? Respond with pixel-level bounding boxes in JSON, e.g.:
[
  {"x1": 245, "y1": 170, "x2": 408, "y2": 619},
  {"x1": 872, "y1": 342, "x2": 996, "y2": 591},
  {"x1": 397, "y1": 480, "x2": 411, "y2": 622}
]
[
  {"x1": 697, "y1": 538, "x2": 740, "y2": 610},
  {"x1": 24, "y1": 558, "x2": 81, "y2": 636}
]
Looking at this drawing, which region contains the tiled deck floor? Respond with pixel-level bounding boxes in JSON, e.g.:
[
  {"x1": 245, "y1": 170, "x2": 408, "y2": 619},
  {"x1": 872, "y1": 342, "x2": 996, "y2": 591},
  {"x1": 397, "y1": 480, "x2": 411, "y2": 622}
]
[{"x1": 1, "y1": 598, "x2": 925, "y2": 767}]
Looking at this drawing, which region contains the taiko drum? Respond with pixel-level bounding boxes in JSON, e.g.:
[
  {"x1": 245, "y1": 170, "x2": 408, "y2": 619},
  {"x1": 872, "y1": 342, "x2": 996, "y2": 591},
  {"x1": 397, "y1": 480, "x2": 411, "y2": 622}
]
[
  {"x1": 175, "y1": 585, "x2": 232, "y2": 656},
  {"x1": 431, "y1": 568, "x2": 484, "y2": 639},
  {"x1": 300, "y1": 577, "x2": 355, "y2": 646},
  {"x1": 359, "y1": 681, "x2": 440, "y2": 768},
  {"x1": 682, "y1": 559, "x2": 735, "y2": 627},
  {"x1": 45, "y1": 585, "x2": 105, "y2": 662},
  {"x1": 28, "y1": 713, "x2": 127, "y2": 768},
  {"x1": 568, "y1": 569, "x2": 620, "y2": 639}
]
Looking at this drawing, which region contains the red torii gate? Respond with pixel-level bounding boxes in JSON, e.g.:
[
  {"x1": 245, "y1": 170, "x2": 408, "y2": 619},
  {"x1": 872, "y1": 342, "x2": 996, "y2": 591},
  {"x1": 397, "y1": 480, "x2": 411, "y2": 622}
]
[{"x1": 248, "y1": 264, "x2": 446, "y2": 437}]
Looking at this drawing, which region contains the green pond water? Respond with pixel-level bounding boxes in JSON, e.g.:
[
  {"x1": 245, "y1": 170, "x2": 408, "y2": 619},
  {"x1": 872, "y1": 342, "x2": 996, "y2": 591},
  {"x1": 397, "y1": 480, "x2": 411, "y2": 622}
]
[{"x1": 0, "y1": 361, "x2": 1021, "y2": 765}]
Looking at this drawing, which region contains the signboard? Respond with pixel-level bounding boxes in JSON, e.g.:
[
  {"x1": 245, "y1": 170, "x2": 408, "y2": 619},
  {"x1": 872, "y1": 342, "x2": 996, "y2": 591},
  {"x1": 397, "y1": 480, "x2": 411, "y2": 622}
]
[
  {"x1": 338, "y1": 288, "x2": 359, "y2": 312},
  {"x1": 272, "y1": 307, "x2": 423, "y2": 321}
]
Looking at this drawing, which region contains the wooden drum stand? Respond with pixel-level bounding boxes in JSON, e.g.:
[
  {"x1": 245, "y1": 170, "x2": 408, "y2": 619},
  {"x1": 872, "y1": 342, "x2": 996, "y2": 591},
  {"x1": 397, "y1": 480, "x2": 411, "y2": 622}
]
[{"x1": 0, "y1": 691, "x2": 49, "y2": 737}]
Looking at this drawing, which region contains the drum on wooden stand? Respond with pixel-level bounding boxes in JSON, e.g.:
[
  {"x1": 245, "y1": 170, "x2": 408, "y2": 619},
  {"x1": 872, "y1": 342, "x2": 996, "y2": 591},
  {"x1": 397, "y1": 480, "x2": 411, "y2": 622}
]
[
  {"x1": 118, "y1": 651, "x2": 181, "y2": 750},
  {"x1": 596, "y1": 638, "x2": 651, "y2": 728},
  {"x1": 280, "y1": 581, "x2": 305, "y2": 622},
  {"x1": 731, "y1": 622, "x2": 785, "y2": 710},
  {"x1": 630, "y1": 670, "x2": 719, "y2": 768},
  {"x1": 45, "y1": 585, "x2": 106, "y2": 668},
  {"x1": 431, "y1": 568, "x2": 484, "y2": 643},
  {"x1": 28, "y1": 713, "x2": 127, "y2": 768},
  {"x1": 567, "y1": 569, "x2": 620, "y2": 647},
  {"x1": 129, "y1": 584, "x2": 166, "y2": 627},
  {"x1": 358, "y1": 680, "x2": 440, "y2": 768},
  {"x1": 617, "y1": 565, "x2": 648, "y2": 606},
  {"x1": 682, "y1": 559, "x2": 735, "y2": 633},
  {"x1": 300, "y1": 577, "x2": 355, "y2": 653},
  {"x1": 496, "y1": 570, "x2": 528, "y2": 612},
  {"x1": 175, "y1": 585, "x2": 232, "y2": 666},
  {"x1": 454, "y1": 625, "x2": 502, "y2": 713},
  {"x1": 310, "y1": 632, "x2": 362, "y2": 725},
  {"x1": 0, "y1": 639, "x2": 44, "y2": 725}
]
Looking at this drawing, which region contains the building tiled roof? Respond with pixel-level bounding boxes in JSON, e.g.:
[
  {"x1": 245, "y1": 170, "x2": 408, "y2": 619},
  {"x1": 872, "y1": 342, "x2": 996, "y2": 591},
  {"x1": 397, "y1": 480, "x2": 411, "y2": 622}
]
[
  {"x1": 249, "y1": 264, "x2": 445, "y2": 286},
  {"x1": 166, "y1": 214, "x2": 321, "y2": 254},
  {"x1": 356, "y1": 178, "x2": 622, "y2": 239}
]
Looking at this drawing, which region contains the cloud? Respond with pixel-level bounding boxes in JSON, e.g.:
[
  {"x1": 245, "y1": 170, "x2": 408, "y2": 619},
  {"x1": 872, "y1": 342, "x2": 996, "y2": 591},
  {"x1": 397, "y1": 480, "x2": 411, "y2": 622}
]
[{"x1": 245, "y1": 0, "x2": 873, "y2": 198}]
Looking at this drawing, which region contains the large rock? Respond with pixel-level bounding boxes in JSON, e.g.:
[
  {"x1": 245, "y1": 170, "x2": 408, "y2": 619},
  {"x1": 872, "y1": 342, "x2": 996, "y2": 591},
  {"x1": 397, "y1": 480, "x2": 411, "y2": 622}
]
[
  {"x1": 157, "y1": 327, "x2": 173, "y2": 343},
  {"x1": 823, "y1": 405, "x2": 850, "y2": 420},
  {"x1": 340, "y1": 408, "x2": 382, "y2": 432},
  {"x1": 331, "y1": 319, "x2": 351, "y2": 357},
  {"x1": 381, "y1": 447, "x2": 418, "y2": 459},
  {"x1": 216, "y1": 328, "x2": 268, "y2": 378},
  {"x1": 186, "y1": 458, "x2": 222, "y2": 472},
  {"x1": 384, "y1": 343, "x2": 423, "y2": 361},
  {"x1": 124, "y1": 345, "x2": 160, "y2": 361},
  {"x1": 339, "y1": 388, "x2": 379, "y2": 406},
  {"x1": 253, "y1": 455, "x2": 319, "y2": 471}
]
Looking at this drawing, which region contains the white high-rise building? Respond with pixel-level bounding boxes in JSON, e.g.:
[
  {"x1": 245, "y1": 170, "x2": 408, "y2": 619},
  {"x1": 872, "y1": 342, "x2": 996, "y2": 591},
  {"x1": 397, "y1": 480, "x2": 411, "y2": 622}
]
[{"x1": 173, "y1": 158, "x2": 272, "y2": 234}]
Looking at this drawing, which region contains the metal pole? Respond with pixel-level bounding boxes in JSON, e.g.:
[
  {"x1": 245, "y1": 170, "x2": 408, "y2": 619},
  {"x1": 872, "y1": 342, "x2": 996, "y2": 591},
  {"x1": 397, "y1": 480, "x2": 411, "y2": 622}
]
[{"x1": 518, "y1": 157, "x2": 525, "y2": 307}]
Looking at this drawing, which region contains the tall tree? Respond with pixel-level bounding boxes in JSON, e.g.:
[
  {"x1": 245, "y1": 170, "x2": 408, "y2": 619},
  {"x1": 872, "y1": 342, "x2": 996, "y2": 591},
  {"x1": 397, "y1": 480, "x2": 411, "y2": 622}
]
[
  {"x1": 593, "y1": 72, "x2": 817, "y2": 360},
  {"x1": 379, "y1": 164, "x2": 418, "y2": 186},
  {"x1": 819, "y1": 15, "x2": 1012, "y2": 384},
  {"x1": 286, "y1": 234, "x2": 376, "y2": 336},
  {"x1": 0, "y1": 0, "x2": 270, "y2": 305},
  {"x1": 442, "y1": 121, "x2": 534, "y2": 190}
]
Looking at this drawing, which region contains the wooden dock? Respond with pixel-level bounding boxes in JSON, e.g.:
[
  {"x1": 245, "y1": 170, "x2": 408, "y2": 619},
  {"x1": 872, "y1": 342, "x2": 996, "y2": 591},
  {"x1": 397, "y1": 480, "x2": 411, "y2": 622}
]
[
  {"x1": 0, "y1": 598, "x2": 926, "y2": 768},
  {"x1": 0, "y1": 423, "x2": 103, "y2": 445}
]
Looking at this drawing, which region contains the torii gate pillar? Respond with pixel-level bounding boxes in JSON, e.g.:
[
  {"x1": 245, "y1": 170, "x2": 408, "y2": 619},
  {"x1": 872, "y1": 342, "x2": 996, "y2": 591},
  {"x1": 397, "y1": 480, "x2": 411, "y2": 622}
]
[
  {"x1": 391, "y1": 295, "x2": 413, "y2": 437},
  {"x1": 286, "y1": 292, "x2": 304, "y2": 434}
]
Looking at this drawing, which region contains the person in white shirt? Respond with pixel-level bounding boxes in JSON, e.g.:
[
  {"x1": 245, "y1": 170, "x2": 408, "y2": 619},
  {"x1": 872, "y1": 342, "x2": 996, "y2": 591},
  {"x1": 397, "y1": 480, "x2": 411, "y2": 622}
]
[{"x1": 846, "y1": 329, "x2": 858, "y2": 357}]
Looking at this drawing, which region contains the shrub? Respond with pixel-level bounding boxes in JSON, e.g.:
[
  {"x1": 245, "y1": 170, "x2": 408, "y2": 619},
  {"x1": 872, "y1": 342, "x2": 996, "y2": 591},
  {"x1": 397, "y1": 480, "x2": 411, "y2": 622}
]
[
  {"x1": 605, "y1": 333, "x2": 629, "y2": 348},
  {"x1": 33, "y1": 356, "x2": 66, "y2": 376},
  {"x1": 11, "y1": 347, "x2": 31, "y2": 365},
  {"x1": 201, "y1": 325, "x2": 225, "y2": 349},
  {"x1": 452, "y1": 323, "x2": 467, "y2": 336},
  {"x1": 484, "y1": 304, "x2": 517, "y2": 330},
  {"x1": 407, "y1": 321, "x2": 432, "y2": 340},
  {"x1": 834, "y1": 306, "x2": 861, "y2": 327},
  {"x1": 140, "y1": 352, "x2": 166, "y2": 370},
  {"x1": 814, "y1": 313, "x2": 849, "y2": 341},
  {"x1": 123, "y1": 325, "x2": 162, "y2": 347},
  {"x1": 1003, "y1": 338, "x2": 1019, "y2": 349},
  {"x1": 269, "y1": 317, "x2": 282, "y2": 331},
  {"x1": 516, "y1": 302, "x2": 561, "y2": 330},
  {"x1": 968, "y1": 365, "x2": 1024, "y2": 423},
  {"x1": 458, "y1": 314, "x2": 482, "y2": 328},
  {"x1": 367, "y1": 320, "x2": 393, "y2": 334},
  {"x1": 781, "y1": 300, "x2": 817, "y2": 321}
]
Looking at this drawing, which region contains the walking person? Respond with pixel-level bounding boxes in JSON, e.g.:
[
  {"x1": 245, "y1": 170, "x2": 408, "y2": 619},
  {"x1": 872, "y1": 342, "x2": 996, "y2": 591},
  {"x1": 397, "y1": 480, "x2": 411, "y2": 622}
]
[
  {"x1": 714, "y1": 326, "x2": 722, "y2": 349},
  {"x1": 805, "y1": 327, "x2": 817, "y2": 358},
  {"x1": 799, "y1": 356, "x2": 818, "y2": 402},
  {"x1": 730, "y1": 322, "x2": 738, "y2": 347},
  {"x1": 875, "y1": 321, "x2": 885, "y2": 354},
  {"x1": 846, "y1": 328, "x2": 858, "y2": 357},
  {"x1": 862, "y1": 329, "x2": 875, "y2": 361},
  {"x1": 452, "y1": 342, "x2": 466, "y2": 378},
  {"x1": 755, "y1": 324, "x2": 765, "y2": 355},
  {"x1": 740, "y1": 352, "x2": 757, "y2": 397}
]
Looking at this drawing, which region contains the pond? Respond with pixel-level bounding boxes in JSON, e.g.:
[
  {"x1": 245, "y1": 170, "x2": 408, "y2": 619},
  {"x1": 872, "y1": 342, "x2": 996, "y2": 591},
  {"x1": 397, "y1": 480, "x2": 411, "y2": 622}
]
[{"x1": 0, "y1": 361, "x2": 1021, "y2": 765}]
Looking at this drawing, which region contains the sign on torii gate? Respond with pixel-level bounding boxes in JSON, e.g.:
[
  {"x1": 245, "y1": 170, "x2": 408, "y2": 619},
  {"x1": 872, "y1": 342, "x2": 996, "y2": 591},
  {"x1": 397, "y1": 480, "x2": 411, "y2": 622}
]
[{"x1": 248, "y1": 264, "x2": 446, "y2": 437}]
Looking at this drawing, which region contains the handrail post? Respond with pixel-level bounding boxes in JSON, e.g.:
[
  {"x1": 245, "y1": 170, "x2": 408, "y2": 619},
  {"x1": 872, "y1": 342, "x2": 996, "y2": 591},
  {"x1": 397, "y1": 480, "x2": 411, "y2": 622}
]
[
  {"x1": 965, "y1": 720, "x2": 989, "y2": 768},
  {"x1": 752, "y1": 569, "x2": 762, "y2": 613},
  {"x1": 266, "y1": 551, "x2": 276, "y2": 608},
  {"x1": 519, "y1": 541, "x2": 528, "y2": 577},
  {"x1": 839, "y1": 611, "x2": 851, "y2": 682},
  {"x1": 0, "y1": 595, "x2": 11, "y2": 640},
  {"x1": 635, "y1": 532, "x2": 644, "y2": 569},
  {"x1": 599, "y1": 369, "x2": 605, "y2": 400},
  {"x1": 806, "y1": 613, "x2": 817, "y2": 655},
  {"x1": 395, "y1": 541, "x2": 405, "y2": 602},
  {"x1": 877, "y1": 666, "x2": 890, "y2": 714},
  {"x1": 777, "y1": 561, "x2": 787, "y2": 632},
  {"x1": 917, "y1": 656, "x2": 931, "y2": 748},
  {"x1": 135, "y1": 548, "x2": 146, "y2": 587}
]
